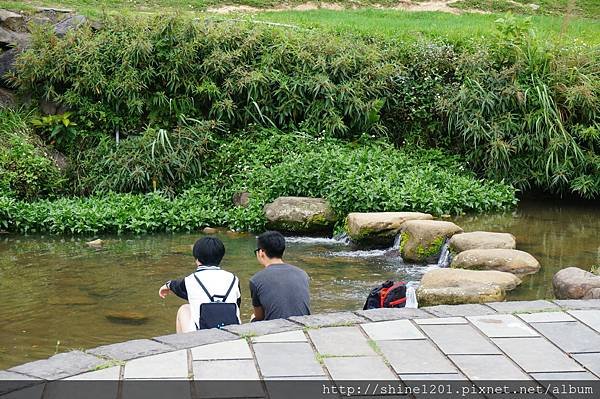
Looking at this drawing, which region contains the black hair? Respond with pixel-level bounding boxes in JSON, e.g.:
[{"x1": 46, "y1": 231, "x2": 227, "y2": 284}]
[
  {"x1": 257, "y1": 231, "x2": 286, "y2": 259},
  {"x1": 193, "y1": 237, "x2": 225, "y2": 266}
]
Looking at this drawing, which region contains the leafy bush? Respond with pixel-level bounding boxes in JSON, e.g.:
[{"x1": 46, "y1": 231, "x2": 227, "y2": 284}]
[
  {"x1": 70, "y1": 119, "x2": 219, "y2": 195},
  {"x1": 0, "y1": 130, "x2": 518, "y2": 235},
  {"x1": 447, "y1": 16, "x2": 600, "y2": 198},
  {"x1": 0, "y1": 108, "x2": 65, "y2": 200}
]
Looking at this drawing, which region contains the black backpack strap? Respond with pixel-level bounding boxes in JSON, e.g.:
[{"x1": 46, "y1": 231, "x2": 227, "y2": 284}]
[
  {"x1": 193, "y1": 273, "x2": 214, "y2": 302},
  {"x1": 212, "y1": 275, "x2": 237, "y2": 302}
]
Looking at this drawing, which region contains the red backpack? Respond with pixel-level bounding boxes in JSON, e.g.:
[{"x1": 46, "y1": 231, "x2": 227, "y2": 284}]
[{"x1": 363, "y1": 280, "x2": 407, "y2": 310}]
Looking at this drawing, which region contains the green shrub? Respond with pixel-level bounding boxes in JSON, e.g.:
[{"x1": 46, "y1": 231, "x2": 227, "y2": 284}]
[
  {"x1": 0, "y1": 130, "x2": 517, "y2": 234},
  {"x1": 0, "y1": 108, "x2": 65, "y2": 200},
  {"x1": 70, "y1": 119, "x2": 219, "y2": 195},
  {"x1": 447, "y1": 16, "x2": 600, "y2": 198}
]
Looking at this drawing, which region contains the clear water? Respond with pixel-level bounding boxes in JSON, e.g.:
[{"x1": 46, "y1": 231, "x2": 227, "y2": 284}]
[{"x1": 0, "y1": 199, "x2": 598, "y2": 369}]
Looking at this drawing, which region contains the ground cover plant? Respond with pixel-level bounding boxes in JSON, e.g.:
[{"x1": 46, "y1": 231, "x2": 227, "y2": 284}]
[{"x1": 0, "y1": 130, "x2": 517, "y2": 234}]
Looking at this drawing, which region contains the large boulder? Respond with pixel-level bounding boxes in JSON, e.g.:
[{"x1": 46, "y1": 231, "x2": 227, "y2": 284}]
[
  {"x1": 345, "y1": 212, "x2": 433, "y2": 246},
  {"x1": 449, "y1": 231, "x2": 516, "y2": 253},
  {"x1": 451, "y1": 249, "x2": 540, "y2": 277},
  {"x1": 264, "y1": 196, "x2": 336, "y2": 233},
  {"x1": 0, "y1": 26, "x2": 29, "y2": 47},
  {"x1": 416, "y1": 268, "x2": 522, "y2": 306},
  {"x1": 400, "y1": 220, "x2": 463, "y2": 263},
  {"x1": 0, "y1": 9, "x2": 25, "y2": 31},
  {"x1": 54, "y1": 14, "x2": 86, "y2": 37},
  {"x1": 0, "y1": 47, "x2": 18, "y2": 85},
  {"x1": 553, "y1": 267, "x2": 600, "y2": 300}
]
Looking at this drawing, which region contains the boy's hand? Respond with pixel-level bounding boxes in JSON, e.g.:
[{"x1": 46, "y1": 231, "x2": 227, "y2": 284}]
[{"x1": 159, "y1": 284, "x2": 170, "y2": 299}]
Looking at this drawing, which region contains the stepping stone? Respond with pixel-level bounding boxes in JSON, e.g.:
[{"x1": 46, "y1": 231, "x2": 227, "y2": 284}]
[
  {"x1": 568, "y1": 310, "x2": 600, "y2": 332},
  {"x1": 572, "y1": 353, "x2": 600, "y2": 377},
  {"x1": 530, "y1": 371, "x2": 597, "y2": 380},
  {"x1": 87, "y1": 339, "x2": 172, "y2": 361},
  {"x1": 485, "y1": 300, "x2": 559, "y2": 314},
  {"x1": 191, "y1": 339, "x2": 252, "y2": 360},
  {"x1": 517, "y1": 312, "x2": 575, "y2": 323},
  {"x1": 193, "y1": 360, "x2": 263, "y2": 398},
  {"x1": 531, "y1": 321, "x2": 600, "y2": 353},
  {"x1": 419, "y1": 324, "x2": 500, "y2": 355},
  {"x1": 308, "y1": 326, "x2": 375, "y2": 356},
  {"x1": 354, "y1": 307, "x2": 433, "y2": 322},
  {"x1": 449, "y1": 355, "x2": 530, "y2": 380},
  {"x1": 492, "y1": 337, "x2": 584, "y2": 373},
  {"x1": 324, "y1": 356, "x2": 396, "y2": 380},
  {"x1": 467, "y1": 314, "x2": 539, "y2": 338},
  {"x1": 252, "y1": 330, "x2": 307, "y2": 343},
  {"x1": 289, "y1": 312, "x2": 366, "y2": 328},
  {"x1": 8, "y1": 351, "x2": 105, "y2": 380},
  {"x1": 423, "y1": 304, "x2": 497, "y2": 317},
  {"x1": 448, "y1": 231, "x2": 516, "y2": 253},
  {"x1": 253, "y1": 342, "x2": 325, "y2": 378},
  {"x1": 377, "y1": 340, "x2": 457, "y2": 374},
  {"x1": 154, "y1": 328, "x2": 238, "y2": 350},
  {"x1": 415, "y1": 317, "x2": 468, "y2": 325},
  {"x1": 124, "y1": 350, "x2": 188, "y2": 379},
  {"x1": 360, "y1": 320, "x2": 425, "y2": 341}
]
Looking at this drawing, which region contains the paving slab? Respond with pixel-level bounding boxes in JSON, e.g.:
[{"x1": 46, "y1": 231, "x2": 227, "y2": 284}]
[
  {"x1": 324, "y1": 356, "x2": 396, "y2": 380},
  {"x1": 223, "y1": 319, "x2": 301, "y2": 336},
  {"x1": 87, "y1": 339, "x2": 172, "y2": 361},
  {"x1": 517, "y1": 312, "x2": 575, "y2": 323},
  {"x1": 530, "y1": 321, "x2": 600, "y2": 353},
  {"x1": 568, "y1": 310, "x2": 600, "y2": 333},
  {"x1": 193, "y1": 360, "x2": 263, "y2": 398},
  {"x1": 485, "y1": 300, "x2": 559, "y2": 314},
  {"x1": 419, "y1": 324, "x2": 501, "y2": 355},
  {"x1": 553, "y1": 299, "x2": 600, "y2": 310},
  {"x1": 398, "y1": 373, "x2": 466, "y2": 380},
  {"x1": 253, "y1": 342, "x2": 325, "y2": 378},
  {"x1": 8, "y1": 351, "x2": 105, "y2": 380},
  {"x1": 377, "y1": 340, "x2": 458, "y2": 374},
  {"x1": 252, "y1": 330, "x2": 307, "y2": 343},
  {"x1": 422, "y1": 304, "x2": 496, "y2": 317},
  {"x1": 572, "y1": 353, "x2": 600, "y2": 377},
  {"x1": 415, "y1": 317, "x2": 468, "y2": 325},
  {"x1": 66, "y1": 366, "x2": 121, "y2": 380},
  {"x1": 44, "y1": 379, "x2": 119, "y2": 399},
  {"x1": 289, "y1": 312, "x2": 366, "y2": 328},
  {"x1": 449, "y1": 355, "x2": 530, "y2": 380},
  {"x1": 0, "y1": 371, "x2": 41, "y2": 396},
  {"x1": 467, "y1": 314, "x2": 539, "y2": 338},
  {"x1": 354, "y1": 307, "x2": 433, "y2": 322},
  {"x1": 154, "y1": 328, "x2": 238, "y2": 349},
  {"x1": 124, "y1": 350, "x2": 188, "y2": 379},
  {"x1": 308, "y1": 326, "x2": 375, "y2": 356},
  {"x1": 492, "y1": 337, "x2": 584, "y2": 373},
  {"x1": 191, "y1": 339, "x2": 252, "y2": 360},
  {"x1": 361, "y1": 320, "x2": 425, "y2": 341},
  {"x1": 530, "y1": 371, "x2": 598, "y2": 380}
]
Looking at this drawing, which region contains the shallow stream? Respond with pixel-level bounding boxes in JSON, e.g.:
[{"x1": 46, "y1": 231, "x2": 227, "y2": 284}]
[{"x1": 0, "y1": 199, "x2": 598, "y2": 369}]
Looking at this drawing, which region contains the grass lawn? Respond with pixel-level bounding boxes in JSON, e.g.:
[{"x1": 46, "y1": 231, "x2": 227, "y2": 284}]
[{"x1": 253, "y1": 8, "x2": 600, "y2": 45}]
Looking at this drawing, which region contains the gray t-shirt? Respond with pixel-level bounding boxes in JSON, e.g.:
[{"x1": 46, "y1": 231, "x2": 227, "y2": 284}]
[{"x1": 249, "y1": 263, "x2": 310, "y2": 320}]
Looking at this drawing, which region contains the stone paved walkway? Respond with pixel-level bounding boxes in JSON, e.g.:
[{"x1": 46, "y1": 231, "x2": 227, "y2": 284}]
[{"x1": 2, "y1": 300, "x2": 600, "y2": 398}]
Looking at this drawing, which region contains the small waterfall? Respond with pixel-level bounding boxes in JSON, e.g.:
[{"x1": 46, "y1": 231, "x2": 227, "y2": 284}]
[
  {"x1": 405, "y1": 281, "x2": 419, "y2": 308},
  {"x1": 437, "y1": 240, "x2": 452, "y2": 268},
  {"x1": 391, "y1": 234, "x2": 402, "y2": 251},
  {"x1": 333, "y1": 232, "x2": 351, "y2": 245}
]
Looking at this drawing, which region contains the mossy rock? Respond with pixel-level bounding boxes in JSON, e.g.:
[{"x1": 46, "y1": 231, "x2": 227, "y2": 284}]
[
  {"x1": 400, "y1": 220, "x2": 463, "y2": 263},
  {"x1": 345, "y1": 212, "x2": 433, "y2": 246},
  {"x1": 264, "y1": 196, "x2": 336, "y2": 233}
]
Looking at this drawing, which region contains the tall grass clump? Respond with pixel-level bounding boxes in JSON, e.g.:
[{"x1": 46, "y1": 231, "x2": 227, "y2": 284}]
[{"x1": 447, "y1": 15, "x2": 600, "y2": 198}]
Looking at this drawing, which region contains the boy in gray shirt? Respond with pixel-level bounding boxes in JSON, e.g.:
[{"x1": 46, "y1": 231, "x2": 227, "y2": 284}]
[{"x1": 250, "y1": 231, "x2": 310, "y2": 321}]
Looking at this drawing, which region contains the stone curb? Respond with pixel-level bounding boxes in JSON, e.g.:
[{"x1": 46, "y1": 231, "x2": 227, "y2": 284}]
[{"x1": 3, "y1": 300, "x2": 600, "y2": 380}]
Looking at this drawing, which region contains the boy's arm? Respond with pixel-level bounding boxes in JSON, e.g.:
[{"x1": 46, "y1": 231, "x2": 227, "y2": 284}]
[
  {"x1": 158, "y1": 278, "x2": 188, "y2": 300},
  {"x1": 249, "y1": 280, "x2": 264, "y2": 321}
]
